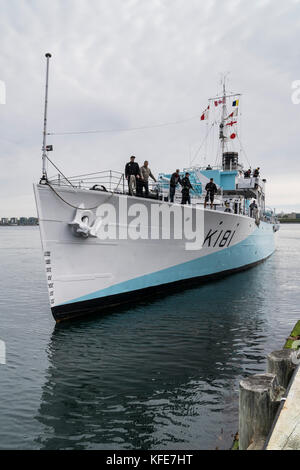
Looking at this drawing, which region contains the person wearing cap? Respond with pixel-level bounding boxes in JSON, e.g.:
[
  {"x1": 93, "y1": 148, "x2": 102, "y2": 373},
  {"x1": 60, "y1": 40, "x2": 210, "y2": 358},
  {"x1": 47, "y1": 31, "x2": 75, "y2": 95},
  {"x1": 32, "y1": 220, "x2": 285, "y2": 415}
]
[
  {"x1": 125, "y1": 156, "x2": 140, "y2": 196},
  {"x1": 169, "y1": 169, "x2": 182, "y2": 203},
  {"x1": 181, "y1": 172, "x2": 194, "y2": 205},
  {"x1": 204, "y1": 178, "x2": 218, "y2": 209}
]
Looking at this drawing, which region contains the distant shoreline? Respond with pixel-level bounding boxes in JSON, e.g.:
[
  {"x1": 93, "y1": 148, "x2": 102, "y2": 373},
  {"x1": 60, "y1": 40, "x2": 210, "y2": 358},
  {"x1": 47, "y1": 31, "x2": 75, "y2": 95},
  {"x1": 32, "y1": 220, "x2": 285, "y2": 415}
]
[
  {"x1": 0, "y1": 217, "x2": 39, "y2": 227},
  {"x1": 0, "y1": 224, "x2": 39, "y2": 227},
  {"x1": 278, "y1": 219, "x2": 300, "y2": 224},
  {"x1": 2, "y1": 219, "x2": 300, "y2": 226}
]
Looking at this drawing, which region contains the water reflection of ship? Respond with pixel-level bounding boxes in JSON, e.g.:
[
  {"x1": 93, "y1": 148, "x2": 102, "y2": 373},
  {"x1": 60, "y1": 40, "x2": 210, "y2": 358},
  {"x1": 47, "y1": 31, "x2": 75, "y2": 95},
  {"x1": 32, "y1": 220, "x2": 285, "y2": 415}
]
[{"x1": 35, "y1": 265, "x2": 270, "y2": 450}]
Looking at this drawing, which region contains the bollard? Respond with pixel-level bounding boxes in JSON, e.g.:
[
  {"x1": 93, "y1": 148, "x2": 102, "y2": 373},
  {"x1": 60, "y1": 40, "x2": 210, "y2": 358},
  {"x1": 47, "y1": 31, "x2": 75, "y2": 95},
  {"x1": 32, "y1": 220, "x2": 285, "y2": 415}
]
[
  {"x1": 239, "y1": 373, "x2": 285, "y2": 450},
  {"x1": 267, "y1": 350, "x2": 296, "y2": 389},
  {"x1": 235, "y1": 321, "x2": 300, "y2": 450}
]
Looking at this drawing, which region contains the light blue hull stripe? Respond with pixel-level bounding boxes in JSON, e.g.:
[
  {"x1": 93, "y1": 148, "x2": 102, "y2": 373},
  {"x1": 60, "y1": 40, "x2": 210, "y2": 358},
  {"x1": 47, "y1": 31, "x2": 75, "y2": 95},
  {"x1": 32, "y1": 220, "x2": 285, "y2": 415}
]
[{"x1": 62, "y1": 225, "x2": 275, "y2": 306}]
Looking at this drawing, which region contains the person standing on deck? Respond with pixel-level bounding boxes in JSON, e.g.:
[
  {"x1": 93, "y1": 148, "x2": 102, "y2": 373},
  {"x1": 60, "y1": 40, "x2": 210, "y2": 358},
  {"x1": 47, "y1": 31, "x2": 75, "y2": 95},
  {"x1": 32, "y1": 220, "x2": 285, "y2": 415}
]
[
  {"x1": 181, "y1": 172, "x2": 194, "y2": 205},
  {"x1": 249, "y1": 199, "x2": 258, "y2": 218},
  {"x1": 139, "y1": 161, "x2": 156, "y2": 197},
  {"x1": 204, "y1": 178, "x2": 218, "y2": 209},
  {"x1": 253, "y1": 167, "x2": 260, "y2": 178},
  {"x1": 169, "y1": 169, "x2": 182, "y2": 202},
  {"x1": 125, "y1": 156, "x2": 140, "y2": 196}
]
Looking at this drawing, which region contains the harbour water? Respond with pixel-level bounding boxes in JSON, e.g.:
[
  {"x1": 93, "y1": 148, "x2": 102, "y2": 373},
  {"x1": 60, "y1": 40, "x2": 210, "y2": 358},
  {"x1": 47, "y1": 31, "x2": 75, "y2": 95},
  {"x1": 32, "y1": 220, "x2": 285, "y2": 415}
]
[{"x1": 0, "y1": 225, "x2": 299, "y2": 450}]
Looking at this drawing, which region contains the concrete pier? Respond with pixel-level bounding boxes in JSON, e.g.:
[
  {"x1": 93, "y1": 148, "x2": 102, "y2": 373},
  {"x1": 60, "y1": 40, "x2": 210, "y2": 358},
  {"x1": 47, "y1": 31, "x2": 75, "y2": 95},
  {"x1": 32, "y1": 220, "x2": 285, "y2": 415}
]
[{"x1": 266, "y1": 365, "x2": 300, "y2": 450}]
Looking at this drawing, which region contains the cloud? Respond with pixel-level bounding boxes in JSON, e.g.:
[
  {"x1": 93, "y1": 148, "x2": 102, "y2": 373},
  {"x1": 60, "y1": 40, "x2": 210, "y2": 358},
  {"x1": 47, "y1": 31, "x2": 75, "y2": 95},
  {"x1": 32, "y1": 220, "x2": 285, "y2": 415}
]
[{"x1": 0, "y1": 0, "x2": 300, "y2": 215}]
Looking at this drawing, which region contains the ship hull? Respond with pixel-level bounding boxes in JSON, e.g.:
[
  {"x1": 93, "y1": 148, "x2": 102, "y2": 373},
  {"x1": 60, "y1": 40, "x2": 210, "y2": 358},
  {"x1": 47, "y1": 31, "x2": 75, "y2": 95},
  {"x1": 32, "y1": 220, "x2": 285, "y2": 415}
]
[{"x1": 34, "y1": 184, "x2": 277, "y2": 322}]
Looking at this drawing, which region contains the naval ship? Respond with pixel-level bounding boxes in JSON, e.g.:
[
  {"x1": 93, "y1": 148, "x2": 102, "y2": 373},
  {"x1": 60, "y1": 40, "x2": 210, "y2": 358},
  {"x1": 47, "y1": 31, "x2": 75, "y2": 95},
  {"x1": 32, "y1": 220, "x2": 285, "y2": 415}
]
[{"x1": 34, "y1": 54, "x2": 279, "y2": 322}]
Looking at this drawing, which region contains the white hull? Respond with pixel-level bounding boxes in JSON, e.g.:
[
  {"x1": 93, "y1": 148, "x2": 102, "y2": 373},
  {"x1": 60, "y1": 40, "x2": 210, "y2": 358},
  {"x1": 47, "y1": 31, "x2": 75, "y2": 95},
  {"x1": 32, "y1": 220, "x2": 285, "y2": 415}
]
[{"x1": 34, "y1": 184, "x2": 276, "y2": 321}]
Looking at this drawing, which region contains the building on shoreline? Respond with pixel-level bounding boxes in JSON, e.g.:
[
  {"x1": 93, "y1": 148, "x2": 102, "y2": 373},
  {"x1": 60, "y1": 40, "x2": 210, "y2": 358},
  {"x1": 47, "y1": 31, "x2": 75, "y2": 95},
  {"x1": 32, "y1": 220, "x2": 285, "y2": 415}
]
[
  {"x1": 278, "y1": 212, "x2": 300, "y2": 223},
  {"x1": 0, "y1": 217, "x2": 38, "y2": 226}
]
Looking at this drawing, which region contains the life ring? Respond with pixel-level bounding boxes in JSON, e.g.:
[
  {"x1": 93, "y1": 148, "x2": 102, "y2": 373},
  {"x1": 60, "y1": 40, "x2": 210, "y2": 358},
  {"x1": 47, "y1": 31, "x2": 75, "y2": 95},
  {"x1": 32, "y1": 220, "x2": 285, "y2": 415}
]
[{"x1": 90, "y1": 184, "x2": 108, "y2": 192}]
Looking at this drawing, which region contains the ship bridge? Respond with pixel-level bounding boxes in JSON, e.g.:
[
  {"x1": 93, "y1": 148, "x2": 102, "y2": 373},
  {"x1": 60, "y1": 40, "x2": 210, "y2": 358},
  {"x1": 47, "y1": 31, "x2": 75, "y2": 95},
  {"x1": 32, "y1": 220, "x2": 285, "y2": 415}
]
[{"x1": 157, "y1": 151, "x2": 267, "y2": 216}]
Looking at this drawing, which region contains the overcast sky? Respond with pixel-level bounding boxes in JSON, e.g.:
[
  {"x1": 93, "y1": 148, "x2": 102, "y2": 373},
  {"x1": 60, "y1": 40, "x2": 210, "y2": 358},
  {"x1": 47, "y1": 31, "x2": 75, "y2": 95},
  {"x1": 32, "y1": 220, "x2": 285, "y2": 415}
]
[{"x1": 1, "y1": 0, "x2": 300, "y2": 216}]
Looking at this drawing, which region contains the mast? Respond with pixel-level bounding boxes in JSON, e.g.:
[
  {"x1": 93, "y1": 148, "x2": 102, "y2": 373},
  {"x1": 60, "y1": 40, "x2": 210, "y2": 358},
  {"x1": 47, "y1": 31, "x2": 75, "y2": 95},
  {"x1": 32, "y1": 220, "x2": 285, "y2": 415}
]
[
  {"x1": 208, "y1": 77, "x2": 241, "y2": 170},
  {"x1": 219, "y1": 76, "x2": 227, "y2": 158},
  {"x1": 41, "y1": 53, "x2": 52, "y2": 179}
]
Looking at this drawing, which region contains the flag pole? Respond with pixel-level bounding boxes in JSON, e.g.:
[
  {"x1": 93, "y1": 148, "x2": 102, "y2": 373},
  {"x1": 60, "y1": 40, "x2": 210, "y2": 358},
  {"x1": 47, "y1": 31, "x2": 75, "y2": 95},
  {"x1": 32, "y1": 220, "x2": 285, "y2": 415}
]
[
  {"x1": 42, "y1": 53, "x2": 52, "y2": 179},
  {"x1": 220, "y1": 75, "x2": 227, "y2": 157}
]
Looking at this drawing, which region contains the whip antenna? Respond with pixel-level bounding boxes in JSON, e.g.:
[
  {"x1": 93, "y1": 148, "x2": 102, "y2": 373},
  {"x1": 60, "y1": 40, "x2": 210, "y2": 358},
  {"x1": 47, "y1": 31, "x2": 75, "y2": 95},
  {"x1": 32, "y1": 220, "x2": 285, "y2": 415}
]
[{"x1": 41, "y1": 53, "x2": 52, "y2": 180}]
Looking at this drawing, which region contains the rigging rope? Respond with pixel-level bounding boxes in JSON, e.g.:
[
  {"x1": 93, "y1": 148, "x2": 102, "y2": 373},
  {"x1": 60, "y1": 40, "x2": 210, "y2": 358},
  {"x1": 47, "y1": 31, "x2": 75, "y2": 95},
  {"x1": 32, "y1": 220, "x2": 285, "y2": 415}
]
[
  {"x1": 46, "y1": 172, "x2": 124, "y2": 210},
  {"x1": 237, "y1": 134, "x2": 251, "y2": 169},
  {"x1": 190, "y1": 123, "x2": 215, "y2": 166},
  {"x1": 47, "y1": 114, "x2": 200, "y2": 136},
  {"x1": 45, "y1": 154, "x2": 75, "y2": 188}
]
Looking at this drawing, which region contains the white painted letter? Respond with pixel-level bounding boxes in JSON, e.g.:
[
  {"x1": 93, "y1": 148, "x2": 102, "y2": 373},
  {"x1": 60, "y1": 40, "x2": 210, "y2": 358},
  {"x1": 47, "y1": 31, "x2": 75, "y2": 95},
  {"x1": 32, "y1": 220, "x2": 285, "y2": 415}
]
[
  {"x1": 0, "y1": 80, "x2": 6, "y2": 104},
  {"x1": 0, "y1": 340, "x2": 6, "y2": 364},
  {"x1": 291, "y1": 80, "x2": 300, "y2": 104}
]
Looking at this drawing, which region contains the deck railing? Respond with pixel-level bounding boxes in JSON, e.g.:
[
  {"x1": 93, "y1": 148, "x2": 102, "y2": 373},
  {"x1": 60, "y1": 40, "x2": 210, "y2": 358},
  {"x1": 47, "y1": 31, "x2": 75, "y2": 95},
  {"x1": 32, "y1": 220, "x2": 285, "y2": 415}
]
[
  {"x1": 48, "y1": 170, "x2": 204, "y2": 200},
  {"x1": 48, "y1": 170, "x2": 126, "y2": 193},
  {"x1": 47, "y1": 170, "x2": 278, "y2": 222}
]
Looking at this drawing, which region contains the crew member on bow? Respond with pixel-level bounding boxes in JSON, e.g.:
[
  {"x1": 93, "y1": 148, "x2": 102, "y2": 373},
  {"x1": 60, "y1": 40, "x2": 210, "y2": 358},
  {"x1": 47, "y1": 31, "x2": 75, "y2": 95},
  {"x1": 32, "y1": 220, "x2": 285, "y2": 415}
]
[
  {"x1": 169, "y1": 169, "x2": 182, "y2": 203},
  {"x1": 204, "y1": 178, "x2": 218, "y2": 209},
  {"x1": 139, "y1": 160, "x2": 156, "y2": 197},
  {"x1": 181, "y1": 172, "x2": 194, "y2": 205},
  {"x1": 125, "y1": 155, "x2": 140, "y2": 196}
]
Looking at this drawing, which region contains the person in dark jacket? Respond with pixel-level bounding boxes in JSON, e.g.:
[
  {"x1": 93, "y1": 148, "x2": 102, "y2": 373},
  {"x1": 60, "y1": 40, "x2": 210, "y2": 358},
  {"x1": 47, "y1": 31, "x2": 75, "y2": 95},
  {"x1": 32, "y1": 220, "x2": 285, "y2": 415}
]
[
  {"x1": 249, "y1": 199, "x2": 258, "y2": 218},
  {"x1": 204, "y1": 178, "x2": 218, "y2": 209},
  {"x1": 125, "y1": 156, "x2": 140, "y2": 195},
  {"x1": 169, "y1": 169, "x2": 182, "y2": 202},
  {"x1": 181, "y1": 172, "x2": 194, "y2": 205}
]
